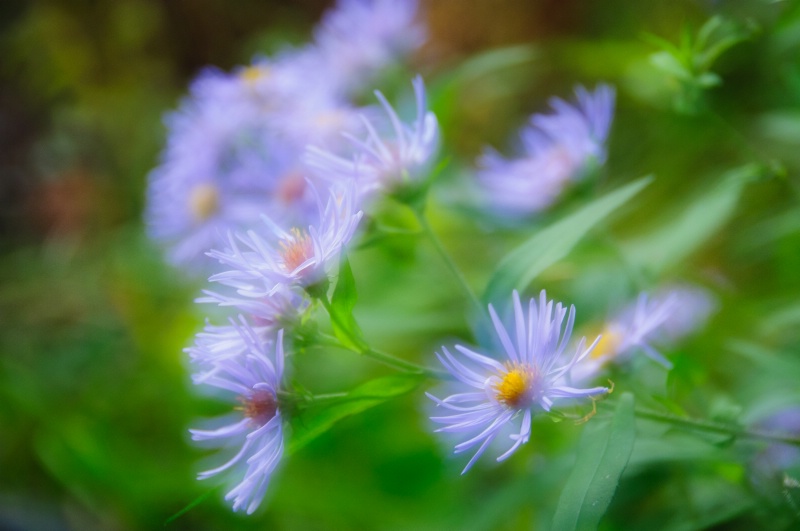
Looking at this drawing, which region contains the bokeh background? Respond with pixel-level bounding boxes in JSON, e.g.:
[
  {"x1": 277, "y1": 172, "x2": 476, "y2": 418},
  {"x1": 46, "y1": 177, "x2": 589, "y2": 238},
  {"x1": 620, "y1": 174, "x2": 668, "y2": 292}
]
[{"x1": 3, "y1": 0, "x2": 800, "y2": 529}]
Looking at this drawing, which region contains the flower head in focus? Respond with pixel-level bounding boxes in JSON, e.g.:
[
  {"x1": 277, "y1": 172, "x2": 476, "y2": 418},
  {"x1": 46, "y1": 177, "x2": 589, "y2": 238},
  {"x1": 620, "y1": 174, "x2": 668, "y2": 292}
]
[
  {"x1": 314, "y1": 0, "x2": 425, "y2": 95},
  {"x1": 207, "y1": 181, "x2": 363, "y2": 296},
  {"x1": 476, "y1": 84, "x2": 615, "y2": 217},
  {"x1": 189, "y1": 320, "x2": 286, "y2": 514},
  {"x1": 568, "y1": 284, "x2": 716, "y2": 384},
  {"x1": 306, "y1": 76, "x2": 439, "y2": 200},
  {"x1": 427, "y1": 290, "x2": 610, "y2": 474}
]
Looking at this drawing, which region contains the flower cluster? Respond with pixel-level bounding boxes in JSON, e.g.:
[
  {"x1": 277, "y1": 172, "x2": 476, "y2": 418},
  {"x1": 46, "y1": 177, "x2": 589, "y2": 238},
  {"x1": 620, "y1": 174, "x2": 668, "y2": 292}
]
[
  {"x1": 145, "y1": 0, "x2": 724, "y2": 517},
  {"x1": 145, "y1": 0, "x2": 426, "y2": 270}
]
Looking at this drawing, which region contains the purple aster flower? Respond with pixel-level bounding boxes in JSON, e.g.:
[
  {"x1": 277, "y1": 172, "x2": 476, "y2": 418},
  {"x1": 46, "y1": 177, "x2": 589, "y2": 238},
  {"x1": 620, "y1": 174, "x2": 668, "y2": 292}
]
[
  {"x1": 427, "y1": 290, "x2": 610, "y2": 474},
  {"x1": 306, "y1": 76, "x2": 439, "y2": 199},
  {"x1": 189, "y1": 320, "x2": 285, "y2": 514},
  {"x1": 567, "y1": 284, "x2": 716, "y2": 383},
  {"x1": 145, "y1": 50, "x2": 363, "y2": 270},
  {"x1": 207, "y1": 181, "x2": 363, "y2": 296},
  {"x1": 476, "y1": 84, "x2": 615, "y2": 217},
  {"x1": 196, "y1": 282, "x2": 310, "y2": 334},
  {"x1": 314, "y1": 0, "x2": 425, "y2": 95}
]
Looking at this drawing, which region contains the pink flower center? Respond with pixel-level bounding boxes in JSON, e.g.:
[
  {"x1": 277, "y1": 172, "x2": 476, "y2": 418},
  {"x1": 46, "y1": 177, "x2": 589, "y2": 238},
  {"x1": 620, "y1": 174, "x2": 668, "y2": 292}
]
[
  {"x1": 279, "y1": 228, "x2": 313, "y2": 273},
  {"x1": 240, "y1": 390, "x2": 277, "y2": 426}
]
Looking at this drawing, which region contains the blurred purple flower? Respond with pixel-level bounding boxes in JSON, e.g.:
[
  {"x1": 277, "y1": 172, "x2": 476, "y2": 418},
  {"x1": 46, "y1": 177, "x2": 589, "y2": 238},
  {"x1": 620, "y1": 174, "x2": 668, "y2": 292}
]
[
  {"x1": 197, "y1": 282, "x2": 310, "y2": 333},
  {"x1": 190, "y1": 320, "x2": 285, "y2": 514},
  {"x1": 476, "y1": 84, "x2": 615, "y2": 217},
  {"x1": 207, "y1": 181, "x2": 363, "y2": 296},
  {"x1": 427, "y1": 290, "x2": 610, "y2": 474},
  {"x1": 306, "y1": 76, "x2": 439, "y2": 198},
  {"x1": 314, "y1": 0, "x2": 425, "y2": 95},
  {"x1": 145, "y1": 52, "x2": 362, "y2": 270},
  {"x1": 568, "y1": 284, "x2": 716, "y2": 384}
]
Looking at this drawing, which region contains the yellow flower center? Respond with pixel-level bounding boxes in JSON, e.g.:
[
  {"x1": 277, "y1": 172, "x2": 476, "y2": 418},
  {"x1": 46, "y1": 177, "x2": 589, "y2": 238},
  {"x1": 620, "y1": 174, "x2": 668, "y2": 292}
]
[
  {"x1": 589, "y1": 328, "x2": 622, "y2": 360},
  {"x1": 240, "y1": 65, "x2": 269, "y2": 85},
  {"x1": 188, "y1": 183, "x2": 220, "y2": 222},
  {"x1": 495, "y1": 364, "x2": 535, "y2": 408},
  {"x1": 279, "y1": 228, "x2": 313, "y2": 273}
]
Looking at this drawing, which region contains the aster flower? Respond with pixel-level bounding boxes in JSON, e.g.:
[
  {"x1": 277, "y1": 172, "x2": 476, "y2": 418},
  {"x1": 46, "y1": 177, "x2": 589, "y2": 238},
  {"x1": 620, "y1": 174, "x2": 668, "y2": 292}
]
[
  {"x1": 314, "y1": 0, "x2": 425, "y2": 95},
  {"x1": 195, "y1": 282, "x2": 309, "y2": 339},
  {"x1": 145, "y1": 50, "x2": 362, "y2": 269},
  {"x1": 567, "y1": 284, "x2": 716, "y2": 384},
  {"x1": 427, "y1": 290, "x2": 610, "y2": 474},
  {"x1": 306, "y1": 76, "x2": 439, "y2": 199},
  {"x1": 476, "y1": 84, "x2": 615, "y2": 217},
  {"x1": 189, "y1": 320, "x2": 285, "y2": 514},
  {"x1": 207, "y1": 181, "x2": 363, "y2": 296}
]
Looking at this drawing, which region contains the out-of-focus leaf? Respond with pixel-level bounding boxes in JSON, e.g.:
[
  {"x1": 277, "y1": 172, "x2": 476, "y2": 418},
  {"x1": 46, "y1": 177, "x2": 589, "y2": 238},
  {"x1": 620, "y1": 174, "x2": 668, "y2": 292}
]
[
  {"x1": 287, "y1": 374, "x2": 422, "y2": 455},
  {"x1": 551, "y1": 392, "x2": 636, "y2": 531},
  {"x1": 447, "y1": 44, "x2": 537, "y2": 84},
  {"x1": 330, "y1": 253, "x2": 368, "y2": 352},
  {"x1": 650, "y1": 51, "x2": 692, "y2": 80},
  {"x1": 728, "y1": 339, "x2": 800, "y2": 377},
  {"x1": 620, "y1": 164, "x2": 760, "y2": 277},
  {"x1": 483, "y1": 177, "x2": 651, "y2": 304}
]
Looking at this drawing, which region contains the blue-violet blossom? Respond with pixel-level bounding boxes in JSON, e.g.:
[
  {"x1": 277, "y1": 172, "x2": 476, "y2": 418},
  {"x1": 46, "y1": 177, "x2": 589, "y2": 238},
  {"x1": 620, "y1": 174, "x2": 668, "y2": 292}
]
[
  {"x1": 476, "y1": 84, "x2": 615, "y2": 216},
  {"x1": 306, "y1": 76, "x2": 439, "y2": 199},
  {"x1": 207, "y1": 181, "x2": 363, "y2": 296},
  {"x1": 567, "y1": 284, "x2": 716, "y2": 384},
  {"x1": 189, "y1": 321, "x2": 285, "y2": 514},
  {"x1": 427, "y1": 290, "x2": 610, "y2": 474}
]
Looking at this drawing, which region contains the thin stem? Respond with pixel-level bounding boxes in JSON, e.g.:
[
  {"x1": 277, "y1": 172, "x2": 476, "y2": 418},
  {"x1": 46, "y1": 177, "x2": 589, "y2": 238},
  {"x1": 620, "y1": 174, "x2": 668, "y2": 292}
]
[
  {"x1": 635, "y1": 408, "x2": 800, "y2": 447},
  {"x1": 414, "y1": 210, "x2": 486, "y2": 318},
  {"x1": 316, "y1": 295, "x2": 449, "y2": 379}
]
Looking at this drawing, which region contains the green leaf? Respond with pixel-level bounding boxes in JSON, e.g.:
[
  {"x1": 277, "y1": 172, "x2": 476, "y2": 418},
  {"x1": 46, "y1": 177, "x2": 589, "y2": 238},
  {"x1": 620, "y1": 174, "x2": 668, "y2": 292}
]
[
  {"x1": 551, "y1": 392, "x2": 637, "y2": 531},
  {"x1": 620, "y1": 164, "x2": 759, "y2": 277},
  {"x1": 650, "y1": 51, "x2": 693, "y2": 80},
  {"x1": 287, "y1": 374, "x2": 422, "y2": 455},
  {"x1": 330, "y1": 252, "x2": 368, "y2": 352},
  {"x1": 483, "y1": 177, "x2": 651, "y2": 303}
]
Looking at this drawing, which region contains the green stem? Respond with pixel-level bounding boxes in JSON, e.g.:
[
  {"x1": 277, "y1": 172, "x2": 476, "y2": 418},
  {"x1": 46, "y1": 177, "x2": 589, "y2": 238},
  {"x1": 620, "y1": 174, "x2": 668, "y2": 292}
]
[
  {"x1": 635, "y1": 408, "x2": 800, "y2": 447},
  {"x1": 316, "y1": 296, "x2": 449, "y2": 380},
  {"x1": 413, "y1": 209, "x2": 486, "y2": 318}
]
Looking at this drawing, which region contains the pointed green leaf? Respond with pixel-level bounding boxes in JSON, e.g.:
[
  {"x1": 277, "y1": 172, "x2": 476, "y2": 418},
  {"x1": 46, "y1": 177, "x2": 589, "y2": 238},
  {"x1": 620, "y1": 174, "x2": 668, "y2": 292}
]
[
  {"x1": 483, "y1": 177, "x2": 651, "y2": 303},
  {"x1": 330, "y1": 252, "x2": 368, "y2": 352},
  {"x1": 287, "y1": 374, "x2": 423, "y2": 455},
  {"x1": 620, "y1": 164, "x2": 759, "y2": 277},
  {"x1": 551, "y1": 392, "x2": 637, "y2": 531}
]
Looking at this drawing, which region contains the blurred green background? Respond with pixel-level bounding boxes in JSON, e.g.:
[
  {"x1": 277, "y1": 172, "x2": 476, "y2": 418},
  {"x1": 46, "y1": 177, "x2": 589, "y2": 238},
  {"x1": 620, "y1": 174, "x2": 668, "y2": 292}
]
[{"x1": 3, "y1": 0, "x2": 800, "y2": 529}]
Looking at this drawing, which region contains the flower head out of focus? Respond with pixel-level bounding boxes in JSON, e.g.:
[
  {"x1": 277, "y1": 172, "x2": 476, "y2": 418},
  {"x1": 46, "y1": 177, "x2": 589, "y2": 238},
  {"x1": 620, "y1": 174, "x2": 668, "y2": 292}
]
[
  {"x1": 207, "y1": 181, "x2": 363, "y2": 297},
  {"x1": 306, "y1": 76, "x2": 439, "y2": 200},
  {"x1": 476, "y1": 84, "x2": 615, "y2": 217},
  {"x1": 567, "y1": 284, "x2": 716, "y2": 385},
  {"x1": 189, "y1": 321, "x2": 286, "y2": 514},
  {"x1": 314, "y1": 0, "x2": 425, "y2": 95},
  {"x1": 427, "y1": 290, "x2": 610, "y2": 474}
]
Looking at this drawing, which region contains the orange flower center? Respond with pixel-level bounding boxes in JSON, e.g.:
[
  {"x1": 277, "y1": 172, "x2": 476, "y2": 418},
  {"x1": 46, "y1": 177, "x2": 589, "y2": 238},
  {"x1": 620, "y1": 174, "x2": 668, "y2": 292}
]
[{"x1": 279, "y1": 228, "x2": 313, "y2": 273}]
